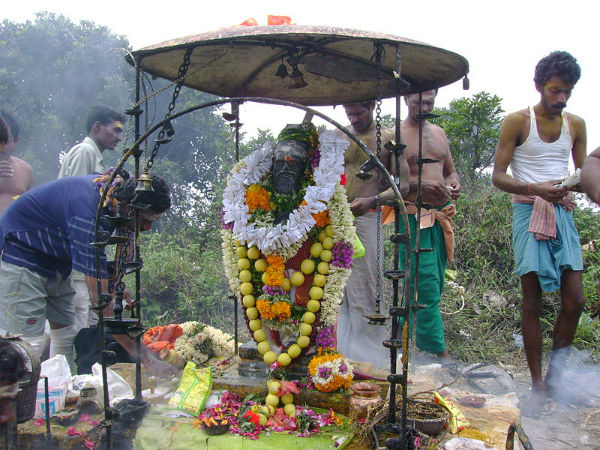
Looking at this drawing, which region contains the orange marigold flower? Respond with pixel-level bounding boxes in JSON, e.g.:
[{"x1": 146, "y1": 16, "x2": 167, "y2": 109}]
[
  {"x1": 245, "y1": 185, "x2": 271, "y2": 213},
  {"x1": 271, "y1": 301, "x2": 291, "y2": 321},
  {"x1": 256, "y1": 299, "x2": 276, "y2": 320},
  {"x1": 265, "y1": 271, "x2": 284, "y2": 286},
  {"x1": 265, "y1": 254, "x2": 285, "y2": 286},
  {"x1": 266, "y1": 254, "x2": 284, "y2": 268},
  {"x1": 312, "y1": 210, "x2": 329, "y2": 227}
]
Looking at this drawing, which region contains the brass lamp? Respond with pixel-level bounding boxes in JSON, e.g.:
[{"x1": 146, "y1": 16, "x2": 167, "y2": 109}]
[{"x1": 135, "y1": 170, "x2": 153, "y2": 192}]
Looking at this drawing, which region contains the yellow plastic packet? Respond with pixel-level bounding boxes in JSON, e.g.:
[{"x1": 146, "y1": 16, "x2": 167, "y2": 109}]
[
  {"x1": 433, "y1": 391, "x2": 469, "y2": 433},
  {"x1": 168, "y1": 362, "x2": 212, "y2": 415},
  {"x1": 353, "y1": 234, "x2": 366, "y2": 259}
]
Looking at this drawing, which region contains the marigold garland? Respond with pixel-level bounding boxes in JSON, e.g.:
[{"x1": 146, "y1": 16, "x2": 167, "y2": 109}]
[
  {"x1": 308, "y1": 351, "x2": 353, "y2": 393},
  {"x1": 265, "y1": 254, "x2": 285, "y2": 286},
  {"x1": 271, "y1": 301, "x2": 291, "y2": 321}
]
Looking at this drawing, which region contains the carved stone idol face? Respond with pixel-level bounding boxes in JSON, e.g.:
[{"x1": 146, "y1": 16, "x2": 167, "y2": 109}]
[{"x1": 273, "y1": 139, "x2": 308, "y2": 195}]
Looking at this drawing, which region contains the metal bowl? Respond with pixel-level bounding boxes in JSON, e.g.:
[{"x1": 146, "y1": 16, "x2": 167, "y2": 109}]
[
  {"x1": 202, "y1": 424, "x2": 230, "y2": 435},
  {"x1": 397, "y1": 399, "x2": 449, "y2": 437}
]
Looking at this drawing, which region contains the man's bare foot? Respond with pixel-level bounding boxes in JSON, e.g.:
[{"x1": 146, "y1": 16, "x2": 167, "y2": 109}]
[
  {"x1": 436, "y1": 350, "x2": 451, "y2": 365},
  {"x1": 520, "y1": 388, "x2": 549, "y2": 419}
]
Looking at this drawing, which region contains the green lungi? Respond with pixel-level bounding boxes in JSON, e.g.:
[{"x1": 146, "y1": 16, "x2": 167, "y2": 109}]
[{"x1": 399, "y1": 213, "x2": 447, "y2": 354}]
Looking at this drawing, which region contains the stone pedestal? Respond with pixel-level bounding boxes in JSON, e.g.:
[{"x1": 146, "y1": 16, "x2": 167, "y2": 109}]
[
  {"x1": 215, "y1": 358, "x2": 351, "y2": 415},
  {"x1": 237, "y1": 341, "x2": 269, "y2": 378},
  {"x1": 237, "y1": 341, "x2": 316, "y2": 380}
]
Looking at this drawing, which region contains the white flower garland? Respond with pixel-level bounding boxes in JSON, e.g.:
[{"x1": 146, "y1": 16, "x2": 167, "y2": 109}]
[
  {"x1": 319, "y1": 183, "x2": 355, "y2": 326},
  {"x1": 174, "y1": 321, "x2": 235, "y2": 366},
  {"x1": 222, "y1": 131, "x2": 348, "y2": 254},
  {"x1": 221, "y1": 229, "x2": 240, "y2": 293}
]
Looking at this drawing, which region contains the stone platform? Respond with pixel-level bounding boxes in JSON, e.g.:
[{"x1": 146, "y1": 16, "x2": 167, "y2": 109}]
[{"x1": 214, "y1": 359, "x2": 352, "y2": 415}]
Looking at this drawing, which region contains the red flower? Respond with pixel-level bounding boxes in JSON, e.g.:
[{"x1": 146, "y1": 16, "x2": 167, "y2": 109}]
[
  {"x1": 340, "y1": 173, "x2": 347, "y2": 186},
  {"x1": 243, "y1": 410, "x2": 261, "y2": 425}
]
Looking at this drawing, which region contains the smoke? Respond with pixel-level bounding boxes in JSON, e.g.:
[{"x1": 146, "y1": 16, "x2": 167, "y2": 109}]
[{"x1": 547, "y1": 346, "x2": 600, "y2": 406}]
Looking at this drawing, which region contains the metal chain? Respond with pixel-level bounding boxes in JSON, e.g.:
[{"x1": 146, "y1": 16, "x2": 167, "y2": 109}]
[
  {"x1": 146, "y1": 46, "x2": 193, "y2": 169},
  {"x1": 374, "y1": 42, "x2": 384, "y2": 316}
]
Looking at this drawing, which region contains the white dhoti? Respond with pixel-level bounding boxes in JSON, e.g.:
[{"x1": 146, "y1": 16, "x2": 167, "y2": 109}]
[{"x1": 336, "y1": 211, "x2": 389, "y2": 368}]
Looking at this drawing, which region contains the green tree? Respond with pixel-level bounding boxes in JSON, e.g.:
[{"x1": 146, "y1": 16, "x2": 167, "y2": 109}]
[
  {"x1": 432, "y1": 91, "x2": 504, "y2": 182},
  {"x1": 0, "y1": 12, "x2": 132, "y2": 184}
]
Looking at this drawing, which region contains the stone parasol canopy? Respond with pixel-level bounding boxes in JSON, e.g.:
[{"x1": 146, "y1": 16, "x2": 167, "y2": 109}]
[{"x1": 127, "y1": 25, "x2": 469, "y2": 106}]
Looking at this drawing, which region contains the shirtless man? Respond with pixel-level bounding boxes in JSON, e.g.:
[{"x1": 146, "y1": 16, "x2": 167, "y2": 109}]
[
  {"x1": 492, "y1": 51, "x2": 586, "y2": 417},
  {"x1": 400, "y1": 90, "x2": 461, "y2": 360},
  {"x1": 581, "y1": 146, "x2": 600, "y2": 204},
  {"x1": 0, "y1": 111, "x2": 33, "y2": 216},
  {"x1": 337, "y1": 101, "x2": 409, "y2": 367}
]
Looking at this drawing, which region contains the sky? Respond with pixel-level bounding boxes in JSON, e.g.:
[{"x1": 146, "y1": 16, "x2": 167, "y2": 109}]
[{"x1": 5, "y1": 0, "x2": 599, "y2": 157}]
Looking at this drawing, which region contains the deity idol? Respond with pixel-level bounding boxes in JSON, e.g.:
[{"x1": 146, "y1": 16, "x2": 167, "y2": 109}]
[{"x1": 221, "y1": 123, "x2": 355, "y2": 395}]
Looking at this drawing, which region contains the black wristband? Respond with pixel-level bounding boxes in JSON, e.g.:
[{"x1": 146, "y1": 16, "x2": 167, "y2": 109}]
[{"x1": 373, "y1": 195, "x2": 380, "y2": 209}]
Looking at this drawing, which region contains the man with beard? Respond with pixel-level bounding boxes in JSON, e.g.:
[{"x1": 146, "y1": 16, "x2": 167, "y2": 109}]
[
  {"x1": 492, "y1": 51, "x2": 586, "y2": 417},
  {"x1": 336, "y1": 102, "x2": 409, "y2": 368}
]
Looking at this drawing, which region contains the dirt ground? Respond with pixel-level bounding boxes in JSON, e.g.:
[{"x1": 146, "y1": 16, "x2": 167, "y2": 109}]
[
  {"x1": 387, "y1": 352, "x2": 600, "y2": 450},
  {"x1": 512, "y1": 371, "x2": 600, "y2": 450}
]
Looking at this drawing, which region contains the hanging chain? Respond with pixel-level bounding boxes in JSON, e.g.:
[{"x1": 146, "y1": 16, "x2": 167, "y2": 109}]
[
  {"x1": 146, "y1": 46, "x2": 193, "y2": 169},
  {"x1": 374, "y1": 42, "x2": 384, "y2": 316}
]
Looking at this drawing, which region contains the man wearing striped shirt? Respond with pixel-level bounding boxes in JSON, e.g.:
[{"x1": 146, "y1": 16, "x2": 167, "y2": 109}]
[{"x1": 0, "y1": 172, "x2": 170, "y2": 370}]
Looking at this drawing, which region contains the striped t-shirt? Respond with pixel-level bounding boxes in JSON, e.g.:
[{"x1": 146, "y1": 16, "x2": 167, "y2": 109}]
[{"x1": 0, "y1": 175, "x2": 111, "y2": 278}]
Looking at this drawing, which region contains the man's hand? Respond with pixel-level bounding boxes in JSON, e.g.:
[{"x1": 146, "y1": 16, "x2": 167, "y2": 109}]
[
  {"x1": 530, "y1": 180, "x2": 568, "y2": 203},
  {"x1": 420, "y1": 180, "x2": 452, "y2": 203},
  {"x1": 447, "y1": 183, "x2": 462, "y2": 200},
  {"x1": 142, "y1": 349, "x2": 181, "y2": 378},
  {"x1": 0, "y1": 160, "x2": 14, "y2": 177},
  {"x1": 349, "y1": 197, "x2": 376, "y2": 216}
]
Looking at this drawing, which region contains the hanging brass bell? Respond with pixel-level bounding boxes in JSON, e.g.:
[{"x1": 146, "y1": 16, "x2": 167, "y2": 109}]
[
  {"x1": 275, "y1": 63, "x2": 289, "y2": 78},
  {"x1": 288, "y1": 65, "x2": 307, "y2": 89},
  {"x1": 135, "y1": 170, "x2": 154, "y2": 192}
]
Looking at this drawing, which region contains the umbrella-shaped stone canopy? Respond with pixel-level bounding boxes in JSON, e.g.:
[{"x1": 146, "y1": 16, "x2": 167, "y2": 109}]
[{"x1": 128, "y1": 25, "x2": 469, "y2": 106}]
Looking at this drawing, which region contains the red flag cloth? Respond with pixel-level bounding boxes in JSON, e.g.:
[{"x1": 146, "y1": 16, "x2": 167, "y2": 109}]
[
  {"x1": 239, "y1": 18, "x2": 258, "y2": 26},
  {"x1": 267, "y1": 15, "x2": 292, "y2": 25}
]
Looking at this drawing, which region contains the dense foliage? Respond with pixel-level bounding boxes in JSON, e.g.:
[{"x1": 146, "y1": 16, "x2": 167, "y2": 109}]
[
  {"x1": 0, "y1": 12, "x2": 132, "y2": 184},
  {"x1": 432, "y1": 92, "x2": 503, "y2": 182}
]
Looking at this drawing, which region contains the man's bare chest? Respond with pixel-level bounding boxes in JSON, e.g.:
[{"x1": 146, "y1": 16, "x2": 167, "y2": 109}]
[{"x1": 0, "y1": 168, "x2": 29, "y2": 194}]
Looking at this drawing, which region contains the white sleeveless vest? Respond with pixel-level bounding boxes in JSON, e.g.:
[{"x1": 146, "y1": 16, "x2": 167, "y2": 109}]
[{"x1": 510, "y1": 106, "x2": 572, "y2": 183}]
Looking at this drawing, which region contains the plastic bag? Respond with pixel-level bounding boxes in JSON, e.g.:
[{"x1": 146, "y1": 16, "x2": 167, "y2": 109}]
[
  {"x1": 69, "y1": 363, "x2": 133, "y2": 408},
  {"x1": 34, "y1": 354, "x2": 71, "y2": 418},
  {"x1": 353, "y1": 234, "x2": 366, "y2": 259},
  {"x1": 168, "y1": 362, "x2": 212, "y2": 415}
]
